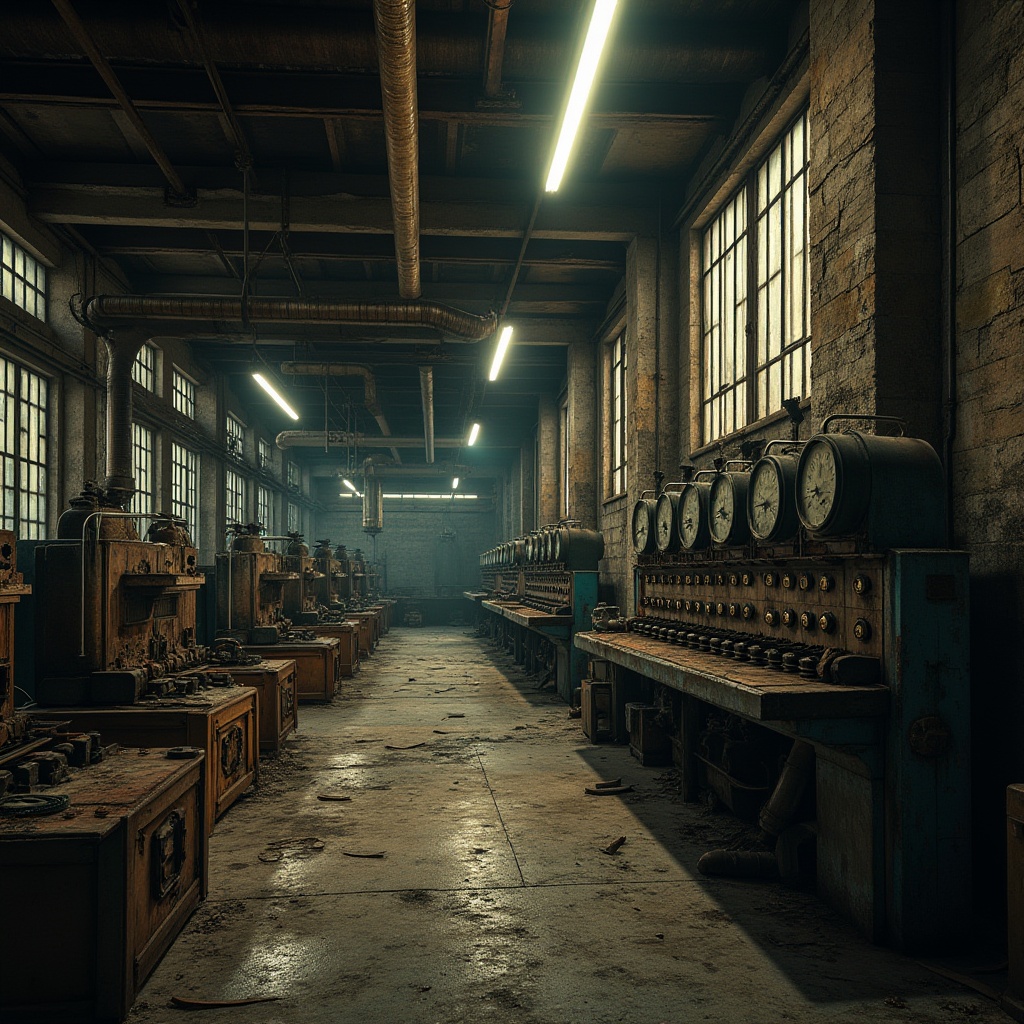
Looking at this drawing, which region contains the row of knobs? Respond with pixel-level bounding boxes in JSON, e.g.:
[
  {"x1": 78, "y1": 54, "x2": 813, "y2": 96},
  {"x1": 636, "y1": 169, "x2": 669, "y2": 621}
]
[
  {"x1": 639, "y1": 597, "x2": 872, "y2": 640},
  {"x1": 641, "y1": 571, "x2": 873, "y2": 595},
  {"x1": 629, "y1": 617, "x2": 829, "y2": 676}
]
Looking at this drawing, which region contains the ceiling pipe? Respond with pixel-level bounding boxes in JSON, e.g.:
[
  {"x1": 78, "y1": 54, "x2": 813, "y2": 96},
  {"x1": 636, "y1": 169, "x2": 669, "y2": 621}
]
[
  {"x1": 373, "y1": 0, "x2": 421, "y2": 300},
  {"x1": 81, "y1": 294, "x2": 497, "y2": 341},
  {"x1": 419, "y1": 366, "x2": 435, "y2": 464},
  {"x1": 278, "y1": 361, "x2": 400, "y2": 461},
  {"x1": 276, "y1": 431, "x2": 468, "y2": 450},
  {"x1": 100, "y1": 330, "x2": 146, "y2": 507}
]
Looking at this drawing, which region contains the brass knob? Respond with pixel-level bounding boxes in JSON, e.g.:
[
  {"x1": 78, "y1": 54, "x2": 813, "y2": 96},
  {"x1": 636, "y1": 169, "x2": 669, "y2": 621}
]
[
  {"x1": 782, "y1": 608, "x2": 797, "y2": 627},
  {"x1": 800, "y1": 611, "x2": 816, "y2": 630},
  {"x1": 854, "y1": 618, "x2": 872, "y2": 641},
  {"x1": 798, "y1": 573, "x2": 812, "y2": 591},
  {"x1": 764, "y1": 609, "x2": 780, "y2": 627},
  {"x1": 818, "y1": 611, "x2": 837, "y2": 634},
  {"x1": 818, "y1": 574, "x2": 835, "y2": 593},
  {"x1": 853, "y1": 574, "x2": 872, "y2": 595},
  {"x1": 782, "y1": 573, "x2": 794, "y2": 589},
  {"x1": 764, "y1": 571, "x2": 776, "y2": 587},
  {"x1": 742, "y1": 603, "x2": 755, "y2": 620}
]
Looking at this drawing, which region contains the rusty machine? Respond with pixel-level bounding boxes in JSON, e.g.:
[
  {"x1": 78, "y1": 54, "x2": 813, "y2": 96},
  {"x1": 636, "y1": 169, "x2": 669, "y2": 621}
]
[
  {"x1": 575, "y1": 416, "x2": 970, "y2": 950},
  {"x1": 216, "y1": 524, "x2": 342, "y2": 702},
  {"x1": 477, "y1": 520, "x2": 603, "y2": 701},
  {"x1": 0, "y1": 524, "x2": 208, "y2": 1024}
]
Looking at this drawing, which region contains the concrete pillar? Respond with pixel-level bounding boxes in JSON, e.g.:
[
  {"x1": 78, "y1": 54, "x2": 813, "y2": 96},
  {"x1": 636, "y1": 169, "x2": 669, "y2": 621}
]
[
  {"x1": 566, "y1": 339, "x2": 598, "y2": 528},
  {"x1": 809, "y1": 0, "x2": 942, "y2": 446},
  {"x1": 536, "y1": 394, "x2": 559, "y2": 527},
  {"x1": 627, "y1": 235, "x2": 660, "y2": 510}
]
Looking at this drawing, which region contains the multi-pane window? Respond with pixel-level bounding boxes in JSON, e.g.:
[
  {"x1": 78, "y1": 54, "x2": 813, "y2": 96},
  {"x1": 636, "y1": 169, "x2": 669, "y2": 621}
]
[
  {"x1": 287, "y1": 461, "x2": 301, "y2": 492},
  {"x1": 257, "y1": 438, "x2": 271, "y2": 471},
  {"x1": 609, "y1": 332, "x2": 627, "y2": 496},
  {"x1": 702, "y1": 111, "x2": 810, "y2": 443},
  {"x1": 225, "y1": 467, "x2": 246, "y2": 526},
  {"x1": 132, "y1": 343, "x2": 157, "y2": 393},
  {"x1": 226, "y1": 414, "x2": 244, "y2": 460},
  {"x1": 257, "y1": 484, "x2": 273, "y2": 534},
  {"x1": 0, "y1": 359, "x2": 49, "y2": 538},
  {"x1": 287, "y1": 502, "x2": 300, "y2": 534},
  {"x1": 172, "y1": 370, "x2": 196, "y2": 418},
  {"x1": 1, "y1": 232, "x2": 47, "y2": 322},
  {"x1": 171, "y1": 442, "x2": 199, "y2": 544},
  {"x1": 130, "y1": 423, "x2": 154, "y2": 517}
]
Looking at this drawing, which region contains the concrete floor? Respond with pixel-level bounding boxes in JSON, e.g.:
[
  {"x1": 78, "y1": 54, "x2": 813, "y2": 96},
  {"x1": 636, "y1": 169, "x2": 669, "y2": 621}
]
[{"x1": 133, "y1": 626, "x2": 1010, "y2": 1024}]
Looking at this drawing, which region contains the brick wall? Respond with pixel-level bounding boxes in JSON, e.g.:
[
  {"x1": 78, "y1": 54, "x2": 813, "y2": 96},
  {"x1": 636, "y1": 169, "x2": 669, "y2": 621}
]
[{"x1": 314, "y1": 489, "x2": 497, "y2": 597}]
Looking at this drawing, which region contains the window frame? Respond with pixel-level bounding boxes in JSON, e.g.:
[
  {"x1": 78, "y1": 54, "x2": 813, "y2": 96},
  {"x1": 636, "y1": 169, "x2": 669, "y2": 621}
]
[
  {"x1": 171, "y1": 441, "x2": 199, "y2": 544},
  {"x1": 132, "y1": 343, "x2": 158, "y2": 394},
  {"x1": 0, "y1": 232, "x2": 47, "y2": 322},
  {"x1": 287, "y1": 501, "x2": 300, "y2": 534},
  {"x1": 226, "y1": 414, "x2": 245, "y2": 461},
  {"x1": 0, "y1": 358, "x2": 50, "y2": 538},
  {"x1": 257, "y1": 438, "x2": 272, "y2": 471},
  {"x1": 607, "y1": 330, "x2": 627, "y2": 498},
  {"x1": 130, "y1": 422, "x2": 155, "y2": 517},
  {"x1": 225, "y1": 466, "x2": 246, "y2": 526},
  {"x1": 256, "y1": 483, "x2": 273, "y2": 534},
  {"x1": 700, "y1": 109, "x2": 811, "y2": 446},
  {"x1": 172, "y1": 368, "x2": 196, "y2": 419}
]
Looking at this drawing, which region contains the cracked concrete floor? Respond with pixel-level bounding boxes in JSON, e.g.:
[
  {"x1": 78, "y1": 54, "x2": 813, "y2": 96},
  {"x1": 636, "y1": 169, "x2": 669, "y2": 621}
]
[{"x1": 132, "y1": 626, "x2": 1009, "y2": 1024}]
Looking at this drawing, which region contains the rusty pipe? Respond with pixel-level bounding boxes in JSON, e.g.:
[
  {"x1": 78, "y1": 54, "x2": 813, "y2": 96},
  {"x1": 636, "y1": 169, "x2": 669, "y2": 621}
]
[
  {"x1": 373, "y1": 0, "x2": 420, "y2": 300},
  {"x1": 83, "y1": 294, "x2": 496, "y2": 341},
  {"x1": 419, "y1": 366, "x2": 435, "y2": 464},
  {"x1": 100, "y1": 332, "x2": 145, "y2": 508},
  {"x1": 276, "y1": 431, "x2": 466, "y2": 449}
]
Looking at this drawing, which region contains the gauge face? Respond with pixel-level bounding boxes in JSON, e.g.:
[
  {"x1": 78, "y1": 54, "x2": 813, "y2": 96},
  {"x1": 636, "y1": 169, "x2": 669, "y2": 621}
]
[
  {"x1": 631, "y1": 500, "x2": 655, "y2": 554},
  {"x1": 797, "y1": 439, "x2": 838, "y2": 530},
  {"x1": 654, "y1": 493, "x2": 680, "y2": 553},
  {"x1": 678, "y1": 484, "x2": 709, "y2": 550},
  {"x1": 709, "y1": 473, "x2": 751, "y2": 545},
  {"x1": 748, "y1": 459, "x2": 782, "y2": 540}
]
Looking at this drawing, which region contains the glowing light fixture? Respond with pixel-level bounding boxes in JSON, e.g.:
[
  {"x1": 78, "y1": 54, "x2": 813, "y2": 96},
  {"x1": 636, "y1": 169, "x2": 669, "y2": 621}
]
[
  {"x1": 467, "y1": 422, "x2": 481, "y2": 446},
  {"x1": 545, "y1": 0, "x2": 618, "y2": 193},
  {"x1": 342, "y1": 478, "x2": 358, "y2": 493},
  {"x1": 489, "y1": 325, "x2": 514, "y2": 381},
  {"x1": 252, "y1": 372, "x2": 299, "y2": 420},
  {"x1": 452, "y1": 477, "x2": 460, "y2": 490}
]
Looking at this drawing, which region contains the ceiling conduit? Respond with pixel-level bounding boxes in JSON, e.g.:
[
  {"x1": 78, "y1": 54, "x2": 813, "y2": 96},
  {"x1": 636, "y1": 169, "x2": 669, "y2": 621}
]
[
  {"x1": 373, "y1": 0, "x2": 421, "y2": 300},
  {"x1": 276, "y1": 432, "x2": 466, "y2": 450},
  {"x1": 278, "y1": 361, "x2": 400, "y2": 462},
  {"x1": 81, "y1": 295, "x2": 497, "y2": 341},
  {"x1": 419, "y1": 366, "x2": 435, "y2": 464}
]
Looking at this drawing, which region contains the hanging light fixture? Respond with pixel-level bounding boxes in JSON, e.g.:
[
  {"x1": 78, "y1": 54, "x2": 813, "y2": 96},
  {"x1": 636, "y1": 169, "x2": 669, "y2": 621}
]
[
  {"x1": 488, "y1": 324, "x2": 514, "y2": 381},
  {"x1": 252, "y1": 371, "x2": 299, "y2": 420}
]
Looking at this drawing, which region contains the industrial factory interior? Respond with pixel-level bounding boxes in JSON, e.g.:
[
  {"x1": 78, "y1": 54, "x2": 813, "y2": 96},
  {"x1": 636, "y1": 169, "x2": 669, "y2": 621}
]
[{"x1": 0, "y1": 0, "x2": 1022, "y2": 1021}]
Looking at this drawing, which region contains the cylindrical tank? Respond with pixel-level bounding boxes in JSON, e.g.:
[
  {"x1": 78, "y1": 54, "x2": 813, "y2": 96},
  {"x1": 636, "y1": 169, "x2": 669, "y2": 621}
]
[
  {"x1": 553, "y1": 525, "x2": 605, "y2": 570},
  {"x1": 362, "y1": 468, "x2": 383, "y2": 535},
  {"x1": 286, "y1": 532, "x2": 309, "y2": 556}
]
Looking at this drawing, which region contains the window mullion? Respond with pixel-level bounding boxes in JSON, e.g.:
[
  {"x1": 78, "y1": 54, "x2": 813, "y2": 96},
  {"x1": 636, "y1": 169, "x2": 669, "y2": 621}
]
[{"x1": 745, "y1": 176, "x2": 758, "y2": 429}]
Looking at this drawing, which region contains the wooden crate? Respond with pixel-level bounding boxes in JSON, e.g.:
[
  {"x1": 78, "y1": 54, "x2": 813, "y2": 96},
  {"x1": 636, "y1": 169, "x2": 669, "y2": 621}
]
[
  {"x1": 220, "y1": 659, "x2": 298, "y2": 752},
  {"x1": 307, "y1": 622, "x2": 360, "y2": 677},
  {"x1": 346, "y1": 612, "x2": 378, "y2": 656},
  {"x1": 581, "y1": 679, "x2": 615, "y2": 743},
  {"x1": 47, "y1": 687, "x2": 258, "y2": 833},
  {"x1": 244, "y1": 638, "x2": 341, "y2": 702},
  {"x1": 0, "y1": 749, "x2": 207, "y2": 1024}
]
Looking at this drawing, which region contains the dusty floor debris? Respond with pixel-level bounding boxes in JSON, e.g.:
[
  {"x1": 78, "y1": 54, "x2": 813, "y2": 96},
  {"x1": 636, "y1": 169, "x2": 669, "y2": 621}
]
[{"x1": 131, "y1": 626, "x2": 1011, "y2": 1024}]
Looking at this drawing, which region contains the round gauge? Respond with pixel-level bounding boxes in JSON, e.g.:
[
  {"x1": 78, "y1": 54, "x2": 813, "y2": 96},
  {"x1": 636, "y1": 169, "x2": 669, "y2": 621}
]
[
  {"x1": 747, "y1": 453, "x2": 801, "y2": 542},
  {"x1": 677, "y1": 482, "x2": 712, "y2": 550},
  {"x1": 709, "y1": 473, "x2": 751, "y2": 546},
  {"x1": 631, "y1": 498, "x2": 658, "y2": 555},
  {"x1": 654, "y1": 492, "x2": 682, "y2": 553},
  {"x1": 796, "y1": 439, "x2": 838, "y2": 530}
]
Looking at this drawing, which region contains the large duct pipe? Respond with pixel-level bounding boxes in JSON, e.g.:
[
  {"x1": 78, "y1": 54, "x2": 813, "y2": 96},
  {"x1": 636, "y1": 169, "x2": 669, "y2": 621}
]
[
  {"x1": 100, "y1": 332, "x2": 145, "y2": 508},
  {"x1": 373, "y1": 0, "x2": 421, "y2": 300},
  {"x1": 276, "y1": 430, "x2": 466, "y2": 450},
  {"x1": 419, "y1": 366, "x2": 435, "y2": 464},
  {"x1": 82, "y1": 295, "x2": 497, "y2": 341},
  {"x1": 362, "y1": 460, "x2": 384, "y2": 534}
]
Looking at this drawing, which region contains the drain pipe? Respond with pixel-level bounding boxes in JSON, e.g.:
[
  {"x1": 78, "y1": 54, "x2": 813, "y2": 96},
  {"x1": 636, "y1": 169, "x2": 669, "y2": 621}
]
[
  {"x1": 373, "y1": 0, "x2": 421, "y2": 299},
  {"x1": 100, "y1": 331, "x2": 146, "y2": 509},
  {"x1": 419, "y1": 366, "x2": 435, "y2": 464}
]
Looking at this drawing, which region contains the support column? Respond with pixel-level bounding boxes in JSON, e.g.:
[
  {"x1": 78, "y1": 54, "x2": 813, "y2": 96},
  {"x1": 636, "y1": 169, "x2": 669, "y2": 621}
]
[
  {"x1": 566, "y1": 339, "x2": 598, "y2": 528},
  {"x1": 519, "y1": 441, "x2": 535, "y2": 534},
  {"x1": 536, "y1": 394, "x2": 559, "y2": 527}
]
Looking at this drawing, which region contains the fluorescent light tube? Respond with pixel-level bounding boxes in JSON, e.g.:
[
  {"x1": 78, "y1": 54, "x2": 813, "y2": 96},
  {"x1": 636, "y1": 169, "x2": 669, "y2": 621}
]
[
  {"x1": 545, "y1": 0, "x2": 618, "y2": 193},
  {"x1": 467, "y1": 422, "x2": 481, "y2": 446},
  {"x1": 489, "y1": 325, "x2": 514, "y2": 381},
  {"x1": 252, "y1": 372, "x2": 299, "y2": 420},
  {"x1": 452, "y1": 477, "x2": 460, "y2": 490},
  {"x1": 342, "y1": 478, "x2": 358, "y2": 493}
]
